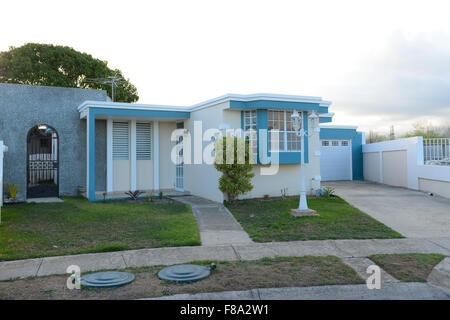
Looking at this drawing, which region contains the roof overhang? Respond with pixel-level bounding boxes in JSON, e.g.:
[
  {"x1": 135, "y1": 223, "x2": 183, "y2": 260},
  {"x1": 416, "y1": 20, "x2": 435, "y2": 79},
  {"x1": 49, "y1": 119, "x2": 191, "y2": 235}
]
[
  {"x1": 190, "y1": 93, "x2": 332, "y2": 111},
  {"x1": 78, "y1": 93, "x2": 333, "y2": 119},
  {"x1": 78, "y1": 101, "x2": 191, "y2": 120},
  {"x1": 320, "y1": 124, "x2": 358, "y2": 130}
]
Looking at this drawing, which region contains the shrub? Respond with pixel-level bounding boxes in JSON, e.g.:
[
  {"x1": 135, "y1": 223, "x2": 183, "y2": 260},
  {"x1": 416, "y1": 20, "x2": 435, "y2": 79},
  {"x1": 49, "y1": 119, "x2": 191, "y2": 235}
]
[{"x1": 214, "y1": 136, "x2": 254, "y2": 202}]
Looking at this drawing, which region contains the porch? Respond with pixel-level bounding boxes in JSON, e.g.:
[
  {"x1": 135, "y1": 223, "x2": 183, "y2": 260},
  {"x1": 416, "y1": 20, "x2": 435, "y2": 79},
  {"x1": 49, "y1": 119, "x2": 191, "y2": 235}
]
[{"x1": 78, "y1": 101, "x2": 190, "y2": 201}]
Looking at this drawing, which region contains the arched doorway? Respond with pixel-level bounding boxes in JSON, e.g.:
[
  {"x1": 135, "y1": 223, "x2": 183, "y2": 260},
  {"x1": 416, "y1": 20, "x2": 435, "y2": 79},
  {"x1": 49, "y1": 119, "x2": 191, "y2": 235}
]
[{"x1": 27, "y1": 124, "x2": 59, "y2": 198}]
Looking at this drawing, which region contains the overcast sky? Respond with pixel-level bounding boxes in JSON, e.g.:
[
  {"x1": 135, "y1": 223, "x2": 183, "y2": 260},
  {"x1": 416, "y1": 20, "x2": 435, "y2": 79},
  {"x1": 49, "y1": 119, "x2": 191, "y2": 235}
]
[{"x1": 2, "y1": 0, "x2": 450, "y2": 134}]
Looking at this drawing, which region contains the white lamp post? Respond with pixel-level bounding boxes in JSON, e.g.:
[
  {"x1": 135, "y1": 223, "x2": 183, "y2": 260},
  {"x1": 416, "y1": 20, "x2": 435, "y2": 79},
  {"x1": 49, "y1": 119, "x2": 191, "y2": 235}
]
[{"x1": 290, "y1": 111, "x2": 319, "y2": 216}]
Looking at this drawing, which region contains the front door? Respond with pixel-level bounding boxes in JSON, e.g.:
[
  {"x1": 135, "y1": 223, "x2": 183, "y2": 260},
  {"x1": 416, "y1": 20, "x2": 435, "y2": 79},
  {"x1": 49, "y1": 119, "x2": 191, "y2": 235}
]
[{"x1": 27, "y1": 125, "x2": 59, "y2": 198}]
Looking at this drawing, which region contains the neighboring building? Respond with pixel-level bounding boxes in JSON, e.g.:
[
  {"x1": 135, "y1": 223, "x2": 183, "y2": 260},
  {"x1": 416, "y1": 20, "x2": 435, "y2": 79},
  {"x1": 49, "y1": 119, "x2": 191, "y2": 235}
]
[{"x1": 0, "y1": 83, "x2": 364, "y2": 202}]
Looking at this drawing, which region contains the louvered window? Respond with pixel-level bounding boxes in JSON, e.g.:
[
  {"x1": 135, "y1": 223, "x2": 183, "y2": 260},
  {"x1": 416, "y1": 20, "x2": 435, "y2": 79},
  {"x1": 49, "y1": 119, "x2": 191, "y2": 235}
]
[
  {"x1": 113, "y1": 121, "x2": 129, "y2": 160},
  {"x1": 136, "y1": 122, "x2": 152, "y2": 160}
]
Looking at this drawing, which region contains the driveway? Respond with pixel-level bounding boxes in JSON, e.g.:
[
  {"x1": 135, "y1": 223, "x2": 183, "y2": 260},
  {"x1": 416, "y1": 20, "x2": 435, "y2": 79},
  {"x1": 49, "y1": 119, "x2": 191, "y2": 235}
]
[{"x1": 323, "y1": 181, "x2": 450, "y2": 238}]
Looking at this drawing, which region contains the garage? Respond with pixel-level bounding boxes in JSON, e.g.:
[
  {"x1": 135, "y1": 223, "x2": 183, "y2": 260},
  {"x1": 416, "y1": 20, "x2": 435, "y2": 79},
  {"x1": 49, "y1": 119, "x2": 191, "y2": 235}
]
[{"x1": 320, "y1": 139, "x2": 352, "y2": 181}]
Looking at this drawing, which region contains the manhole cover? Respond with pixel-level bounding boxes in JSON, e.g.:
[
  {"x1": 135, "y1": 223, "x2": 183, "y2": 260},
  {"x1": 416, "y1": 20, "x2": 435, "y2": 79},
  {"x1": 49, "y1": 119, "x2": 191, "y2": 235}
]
[
  {"x1": 80, "y1": 271, "x2": 135, "y2": 288},
  {"x1": 158, "y1": 263, "x2": 216, "y2": 283}
]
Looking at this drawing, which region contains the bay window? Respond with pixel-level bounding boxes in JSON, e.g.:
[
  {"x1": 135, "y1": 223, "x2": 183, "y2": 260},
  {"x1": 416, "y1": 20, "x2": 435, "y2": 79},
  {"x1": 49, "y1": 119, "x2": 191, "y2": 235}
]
[{"x1": 268, "y1": 110, "x2": 302, "y2": 152}]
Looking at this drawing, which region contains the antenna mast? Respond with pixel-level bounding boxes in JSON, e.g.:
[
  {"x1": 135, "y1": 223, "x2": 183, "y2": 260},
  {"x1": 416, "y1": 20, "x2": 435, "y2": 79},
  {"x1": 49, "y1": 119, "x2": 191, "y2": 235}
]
[{"x1": 83, "y1": 74, "x2": 124, "y2": 102}]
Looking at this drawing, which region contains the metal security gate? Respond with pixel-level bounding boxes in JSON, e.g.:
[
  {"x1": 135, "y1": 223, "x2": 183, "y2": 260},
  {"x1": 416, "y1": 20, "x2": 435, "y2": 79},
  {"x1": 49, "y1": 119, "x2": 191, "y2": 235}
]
[
  {"x1": 27, "y1": 125, "x2": 59, "y2": 198},
  {"x1": 174, "y1": 122, "x2": 184, "y2": 191}
]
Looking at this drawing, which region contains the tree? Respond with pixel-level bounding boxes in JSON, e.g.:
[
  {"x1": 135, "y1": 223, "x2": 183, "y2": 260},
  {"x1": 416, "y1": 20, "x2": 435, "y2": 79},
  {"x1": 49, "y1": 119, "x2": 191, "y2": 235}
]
[
  {"x1": 367, "y1": 130, "x2": 389, "y2": 144},
  {"x1": 214, "y1": 136, "x2": 255, "y2": 202},
  {"x1": 0, "y1": 43, "x2": 138, "y2": 102},
  {"x1": 402, "y1": 121, "x2": 449, "y2": 139}
]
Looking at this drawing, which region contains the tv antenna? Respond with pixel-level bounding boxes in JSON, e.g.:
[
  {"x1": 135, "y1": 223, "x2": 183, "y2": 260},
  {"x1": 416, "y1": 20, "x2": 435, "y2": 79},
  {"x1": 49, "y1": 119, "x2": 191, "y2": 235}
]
[{"x1": 84, "y1": 74, "x2": 124, "y2": 102}]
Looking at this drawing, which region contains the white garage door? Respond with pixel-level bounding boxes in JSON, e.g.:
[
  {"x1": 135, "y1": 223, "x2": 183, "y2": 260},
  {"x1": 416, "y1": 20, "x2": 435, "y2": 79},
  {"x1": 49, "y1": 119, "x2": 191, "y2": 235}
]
[{"x1": 320, "y1": 140, "x2": 352, "y2": 181}]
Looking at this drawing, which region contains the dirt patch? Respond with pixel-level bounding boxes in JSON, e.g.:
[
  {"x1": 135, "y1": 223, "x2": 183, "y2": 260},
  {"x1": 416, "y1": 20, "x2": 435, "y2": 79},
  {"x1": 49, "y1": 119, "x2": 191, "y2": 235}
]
[
  {"x1": 369, "y1": 253, "x2": 445, "y2": 282},
  {"x1": 0, "y1": 256, "x2": 364, "y2": 300}
]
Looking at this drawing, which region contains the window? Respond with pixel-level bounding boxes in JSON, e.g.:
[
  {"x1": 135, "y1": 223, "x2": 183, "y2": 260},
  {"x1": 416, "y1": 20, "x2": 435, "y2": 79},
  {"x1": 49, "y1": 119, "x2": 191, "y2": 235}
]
[
  {"x1": 322, "y1": 140, "x2": 329, "y2": 146},
  {"x1": 268, "y1": 110, "x2": 301, "y2": 152},
  {"x1": 243, "y1": 110, "x2": 257, "y2": 154},
  {"x1": 341, "y1": 140, "x2": 349, "y2": 146},
  {"x1": 136, "y1": 122, "x2": 152, "y2": 160},
  {"x1": 332, "y1": 140, "x2": 339, "y2": 146},
  {"x1": 113, "y1": 121, "x2": 129, "y2": 160}
]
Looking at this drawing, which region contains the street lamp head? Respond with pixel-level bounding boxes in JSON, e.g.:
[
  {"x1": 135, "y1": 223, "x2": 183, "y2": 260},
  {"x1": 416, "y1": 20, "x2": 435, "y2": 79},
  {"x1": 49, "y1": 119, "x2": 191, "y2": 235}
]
[
  {"x1": 291, "y1": 111, "x2": 302, "y2": 132},
  {"x1": 308, "y1": 111, "x2": 319, "y2": 130}
]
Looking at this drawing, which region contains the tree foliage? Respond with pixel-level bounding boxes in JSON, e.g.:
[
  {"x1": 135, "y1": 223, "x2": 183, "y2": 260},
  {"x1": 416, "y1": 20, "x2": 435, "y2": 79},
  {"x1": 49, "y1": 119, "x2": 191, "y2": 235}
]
[
  {"x1": 402, "y1": 122, "x2": 449, "y2": 139},
  {"x1": 0, "y1": 43, "x2": 138, "y2": 102},
  {"x1": 214, "y1": 136, "x2": 255, "y2": 202}
]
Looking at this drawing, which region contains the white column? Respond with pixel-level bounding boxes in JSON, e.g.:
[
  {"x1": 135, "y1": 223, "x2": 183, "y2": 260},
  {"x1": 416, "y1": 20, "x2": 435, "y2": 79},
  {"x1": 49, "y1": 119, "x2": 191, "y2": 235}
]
[
  {"x1": 106, "y1": 119, "x2": 113, "y2": 192},
  {"x1": 153, "y1": 121, "x2": 159, "y2": 191},
  {"x1": 130, "y1": 120, "x2": 137, "y2": 191}
]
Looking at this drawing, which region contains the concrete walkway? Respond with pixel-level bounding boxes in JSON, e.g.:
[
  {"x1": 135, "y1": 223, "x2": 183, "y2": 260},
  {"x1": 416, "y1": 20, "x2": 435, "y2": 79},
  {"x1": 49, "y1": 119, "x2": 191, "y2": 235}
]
[
  {"x1": 323, "y1": 181, "x2": 450, "y2": 238},
  {"x1": 172, "y1": 195, "x2": 252, "y2": 246},
  {"x1": 145, "y1": 282, "x2": 450, "y2": 300},
  {"x1": 1, "y1": 237, "x2": 450, "y2": 281}
]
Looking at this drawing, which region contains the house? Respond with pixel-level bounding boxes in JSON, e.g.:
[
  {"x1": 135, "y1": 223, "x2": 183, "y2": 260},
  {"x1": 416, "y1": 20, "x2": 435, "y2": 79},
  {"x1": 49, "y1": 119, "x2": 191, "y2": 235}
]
[{"x1": 0, "y1": 83, "x2": 364, "y2": 202}]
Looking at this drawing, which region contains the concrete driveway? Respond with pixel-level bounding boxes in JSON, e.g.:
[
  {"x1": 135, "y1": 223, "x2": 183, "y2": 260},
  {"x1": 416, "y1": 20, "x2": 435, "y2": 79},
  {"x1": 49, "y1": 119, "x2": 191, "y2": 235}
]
[{"x1": 323, "y1": 181, "x2": 450, "y2": 238}]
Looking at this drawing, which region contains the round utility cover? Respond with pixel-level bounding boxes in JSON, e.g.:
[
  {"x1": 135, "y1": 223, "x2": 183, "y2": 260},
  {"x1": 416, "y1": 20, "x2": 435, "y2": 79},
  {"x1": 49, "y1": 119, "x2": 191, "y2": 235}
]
[
  {"x1": 80, "y1": 271, "x2": 135, "y2": 288},
  {"x1": 158, "y1": 264, "x2": 211, "y2": 283}
]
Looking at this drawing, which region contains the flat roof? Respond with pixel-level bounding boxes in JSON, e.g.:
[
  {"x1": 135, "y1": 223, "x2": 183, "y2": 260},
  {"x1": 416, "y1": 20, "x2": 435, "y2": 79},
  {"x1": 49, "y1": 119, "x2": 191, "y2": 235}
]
[{"x1": 78, "y1": 93, "x2": 332, "y2": 114}]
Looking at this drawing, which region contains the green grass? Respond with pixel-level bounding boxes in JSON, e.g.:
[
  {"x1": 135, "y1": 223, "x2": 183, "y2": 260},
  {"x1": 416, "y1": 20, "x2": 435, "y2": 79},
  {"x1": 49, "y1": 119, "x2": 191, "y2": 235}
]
[
  {"x1": 0, "y1": 197, "x2": 200, "y2": 261},
  {"x1": 226, "y1": 196, "x2": 403, "y2": 242},
  {"x1": 369, "y1": 253, "x2": 445, "y2": 282}
]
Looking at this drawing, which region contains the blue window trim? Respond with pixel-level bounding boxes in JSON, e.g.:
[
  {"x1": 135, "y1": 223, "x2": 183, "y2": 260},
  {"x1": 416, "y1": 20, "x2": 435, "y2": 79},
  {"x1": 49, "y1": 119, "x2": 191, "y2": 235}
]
[
  {"x1": 319, "y1": 117, "x2": 332, "y2": 123},
  {"x1": 241, "y1": 109, "x2": 309, "y2": 165},
  {"x1": 318, "y1": 106, "x2": 328, "y2": 113},
  {"x1": 320, "y1": 128, "x2": 364, "y2": 180}
]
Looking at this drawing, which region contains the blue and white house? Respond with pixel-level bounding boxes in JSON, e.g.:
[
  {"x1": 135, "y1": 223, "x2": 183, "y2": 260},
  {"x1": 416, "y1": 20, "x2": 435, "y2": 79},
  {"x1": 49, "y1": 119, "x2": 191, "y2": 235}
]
[{"x1": 0, "y1": 83, "x2": 364, "y2": 203}]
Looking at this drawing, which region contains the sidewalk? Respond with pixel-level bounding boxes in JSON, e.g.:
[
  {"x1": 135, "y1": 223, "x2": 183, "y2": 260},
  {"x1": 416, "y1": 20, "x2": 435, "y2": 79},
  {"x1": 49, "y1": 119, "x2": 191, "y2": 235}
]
[
  {"x1": 172, "y1": 195, "x2": 253, "y2": 246},
  {"x1": 144, "y1": 282, "x2": 450, "y2": 300},
  {"x1": 1, "y1": 237, "x2": 449, "y2": 281}
]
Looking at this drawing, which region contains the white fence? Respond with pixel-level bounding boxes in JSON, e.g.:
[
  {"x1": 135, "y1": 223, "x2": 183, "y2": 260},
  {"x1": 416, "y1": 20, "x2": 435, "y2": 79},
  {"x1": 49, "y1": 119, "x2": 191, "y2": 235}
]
[
  {"x1": 362, "y1": 136, "x2": 450, "y2": 199},
  {"x1": 423, "y1": 138, "x2": 450, "y2": 165},
  {"x1": 0, "y1": 140, "x2": 8, "y2": 223}
]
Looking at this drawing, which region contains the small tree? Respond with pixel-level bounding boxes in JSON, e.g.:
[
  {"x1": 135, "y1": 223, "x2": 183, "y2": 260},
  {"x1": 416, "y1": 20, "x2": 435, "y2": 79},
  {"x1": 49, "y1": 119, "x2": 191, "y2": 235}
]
[{"x1": 214, "y1": 136, "x2": 254, "y2": 202}]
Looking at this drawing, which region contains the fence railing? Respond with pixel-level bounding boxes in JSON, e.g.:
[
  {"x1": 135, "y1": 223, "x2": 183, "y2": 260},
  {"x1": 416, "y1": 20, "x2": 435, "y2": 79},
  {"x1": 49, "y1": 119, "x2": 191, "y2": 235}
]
[{"x1": 423, "y1": 138, "x2": 450, "y2": 165}]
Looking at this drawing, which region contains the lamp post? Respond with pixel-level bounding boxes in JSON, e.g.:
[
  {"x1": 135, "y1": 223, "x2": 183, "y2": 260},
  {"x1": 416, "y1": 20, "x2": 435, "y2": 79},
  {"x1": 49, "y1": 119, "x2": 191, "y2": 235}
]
[{"x1": 290, "y1": 111, "x2": 319, "y2": 216}]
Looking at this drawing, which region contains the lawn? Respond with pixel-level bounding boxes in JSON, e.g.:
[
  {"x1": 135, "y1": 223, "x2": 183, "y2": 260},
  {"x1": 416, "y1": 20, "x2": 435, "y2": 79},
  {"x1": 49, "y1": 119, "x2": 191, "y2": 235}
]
[
  {"x1": 226, "y1": 196, "x2": 403, "y2": 242},
  {"x1": 369, "y1": 253, "x2": 445, "y2": 282},
  {"x1": 0, "y1": 256, "x2": 364, "y2": 299},
  {"x1": 0, "y1": 197, "x2": 200, "y2": 261}
]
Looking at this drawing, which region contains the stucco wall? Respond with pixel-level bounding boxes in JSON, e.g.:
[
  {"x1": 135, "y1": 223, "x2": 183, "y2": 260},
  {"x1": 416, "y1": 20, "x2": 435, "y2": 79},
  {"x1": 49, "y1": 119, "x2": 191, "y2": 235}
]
[
  {"x1": 184, "y1": 102, "x2": 234, "y2": 202},
  {"x1": 419, "y1": 178, "x2": 450, "y2": 198},
  {"x1": 0, "y1": 83, "x2": 107, "y2": 200}
]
